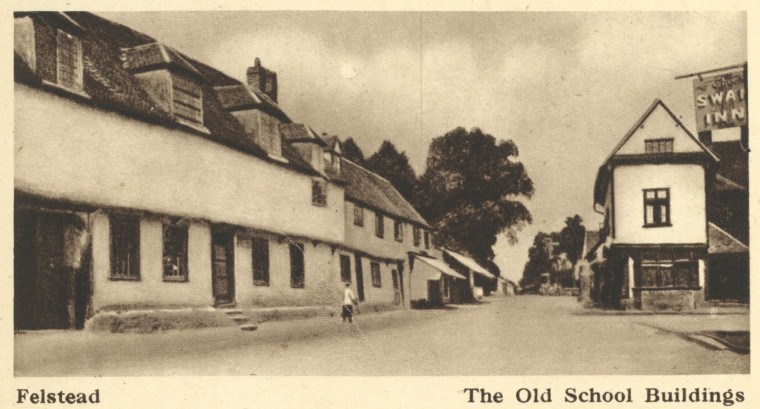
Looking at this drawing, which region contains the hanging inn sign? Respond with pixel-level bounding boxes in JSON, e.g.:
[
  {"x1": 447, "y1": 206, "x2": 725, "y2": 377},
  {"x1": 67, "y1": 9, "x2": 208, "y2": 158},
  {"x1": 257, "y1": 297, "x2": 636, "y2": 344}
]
[{"x1": 693, "y1": 70, "x2": 747, "y2": 133}]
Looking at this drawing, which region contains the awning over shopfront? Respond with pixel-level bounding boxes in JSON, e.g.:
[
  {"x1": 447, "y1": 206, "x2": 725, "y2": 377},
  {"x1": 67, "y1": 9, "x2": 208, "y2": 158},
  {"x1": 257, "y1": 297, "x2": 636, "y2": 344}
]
[
  {"x1": 415, "y1": 256, "x2": 468, "y2": 280},
  {"x1": 443, "y1": 249, "x2": 496, "y2": 279},
  {"x1": 708, "y1": 222, "x2": 748, "y2": 254}
]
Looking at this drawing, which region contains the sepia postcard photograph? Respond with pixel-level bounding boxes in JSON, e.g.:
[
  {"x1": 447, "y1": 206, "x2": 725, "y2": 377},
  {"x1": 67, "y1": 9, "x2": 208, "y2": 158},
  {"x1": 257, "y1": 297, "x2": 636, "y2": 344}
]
[{"x1": 3, "y1": 1, "x2": 756, "y2": 408}]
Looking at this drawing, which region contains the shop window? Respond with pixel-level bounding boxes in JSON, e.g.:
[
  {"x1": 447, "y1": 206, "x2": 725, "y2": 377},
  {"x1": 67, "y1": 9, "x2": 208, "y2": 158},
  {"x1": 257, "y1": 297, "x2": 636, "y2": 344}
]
[
  {"x1": 371, "y1": 262, "x2": 381, "y2": 287},
  {"x1": 375, "y1": 213, "x2": 384, "y2": 239},
  {"x1": 645, "y1": 138, "x2": 674, "y2": 153},
  {"x1": 312, "y1": 180, "x2": 327, "y2": 206},
  {"x1": 110, "y1": 214, "x2": 140, "y2": 280},
  {"x1": 56, "y1": 30, "x2": 83, "y2": 92},
  {"x1": 413, "y1": 226, "x2": 421, "y2": 247},
  {"x1": 353, "y1": 204, "x2": 364, "y2": 227},
  {"x1": 643, "y1": 188, "x2": 670, "y2": 227},
  {"x1": 340, "y1": 254, "x2": 352, "y2": 283},
  {"x1": 638, "y1": 254, "x2": 698, "y2": 288},
  {"x1": 162, "y1": 223, "x2": 188, "y2": 282},
  {"x1": 394, "y1": 220, "x2": 404, "y2": 242},
  {"x1": 289, "y1": 243, "x2": 305, "y2": 288},
  {"x1": 252, "y1": 237, "x2": 270, "y2": 286}
]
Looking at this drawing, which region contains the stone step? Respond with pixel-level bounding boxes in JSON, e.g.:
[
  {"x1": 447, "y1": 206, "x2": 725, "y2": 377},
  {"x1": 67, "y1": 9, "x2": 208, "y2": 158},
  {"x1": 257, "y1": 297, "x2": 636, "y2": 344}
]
[
  {"x1": 239, "y1": 324, "x2": 258, "y2": 331},
  {"x1": 223, "y1": 309, "x2": 244, "y2": 315},
  {"x1": 231, "y1": 316, "x2": 250, "y2": 323}
]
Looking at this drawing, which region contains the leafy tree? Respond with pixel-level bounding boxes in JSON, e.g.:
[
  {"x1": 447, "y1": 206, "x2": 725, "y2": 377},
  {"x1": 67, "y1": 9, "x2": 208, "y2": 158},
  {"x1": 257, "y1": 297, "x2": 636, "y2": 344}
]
[
  {"x1": 520, "y1": 232, "x2": 552, "y2": 288},
  {"x1": 341, "y1": 137, "x2": 367, "y2": 167},
  {"x1": 366, "y1": 140, "x2": 418, "y2": 204},
  {"x1": 557, "y1": 215, "x2": 585, "y2": 265},
  {"x1": 417, "y1": 127, "x2": 534, "y2": 269}
]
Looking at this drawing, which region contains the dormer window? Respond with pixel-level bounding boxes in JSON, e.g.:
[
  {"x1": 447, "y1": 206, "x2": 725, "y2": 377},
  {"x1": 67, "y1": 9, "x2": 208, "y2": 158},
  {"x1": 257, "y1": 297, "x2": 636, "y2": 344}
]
[
  {"x1": 56, "y1": 30, "x2": 83, "y2": 92},
  {"x1": 122, "y1": 43, "x2": 206, "y2": 131},
  {"x1": 172, "y1": 74, "x2": 203, "y2": 127}
]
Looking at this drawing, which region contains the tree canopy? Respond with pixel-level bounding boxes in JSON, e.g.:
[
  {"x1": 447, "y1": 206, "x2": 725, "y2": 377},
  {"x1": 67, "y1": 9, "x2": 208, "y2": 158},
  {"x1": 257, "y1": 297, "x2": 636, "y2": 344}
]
[
  {"x1": 366, "y1": 140, "x2": 418, "y2": 204},
  {"x1": 557, "y1": 215, "x2": 586, "y2": 265},
  {"x1": 416, "y1": 127, "x2": 534, "y2": 269},
  {"x1": 341, "y1": 137, "x2": 367, "y2": 167}
]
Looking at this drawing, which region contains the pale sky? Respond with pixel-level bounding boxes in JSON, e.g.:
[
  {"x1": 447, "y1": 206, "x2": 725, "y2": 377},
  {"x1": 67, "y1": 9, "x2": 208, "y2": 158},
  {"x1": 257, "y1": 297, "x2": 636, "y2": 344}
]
[{"x1": 100, "y1": 10, "x2": 746, "y2": 282}]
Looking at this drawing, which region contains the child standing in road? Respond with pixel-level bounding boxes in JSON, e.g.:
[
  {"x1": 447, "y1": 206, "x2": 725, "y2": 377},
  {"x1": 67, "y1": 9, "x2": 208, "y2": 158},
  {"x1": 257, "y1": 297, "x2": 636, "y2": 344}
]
[{"x1": 342, "y1": 282, "x2": 358, "y2": 323}]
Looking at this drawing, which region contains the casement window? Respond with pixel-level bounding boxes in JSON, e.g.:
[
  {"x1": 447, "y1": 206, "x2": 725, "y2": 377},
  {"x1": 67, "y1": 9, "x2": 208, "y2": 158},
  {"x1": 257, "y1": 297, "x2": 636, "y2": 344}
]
[
  {"x1": 162, "y1": 223, "x2": 188, "y2": 282},
  {"x1": 645, "y1": 138, "x2": 674, "y2": 153},
  {"x1": 110, "y1": 215, "x2": 140, "y2": 280},
  {"x1": 394, "y1": 221, "x2": 404, "y2": 242},
  {"x1": 413, "y1": 226, "x2": 421, "y2": 247},
  {"x1": 289, "y1": 243, "x2": 305, "y2": 288},
  {"x1": 370, "y1": 262, "x2": 381, "y2": 287},
  {"x1": 56, "y1": 30, "x2": 84, "y2": 92},
  {"x1": 172, "y1": 74, "x2": 203, "y2": 127},
  {"x1": 643, "y1": 188, "x2": 670, "y2": 227},
  {"x1": 353, "y1": 204, "x2": 364, "y2": 227},
  {"x1": 312, "y1": 180, "x2": 327, "y2": 207},
  {"x1": 340, "y1": 254, "x2": 352, "y2": 283},
  {"x1": 252, "y1": 237, "x2": 270, "y2": 286},
  {"x1": 639, "y1": 253, "x2": 698, "y2": 288},
  {"x1": 424, "y1": 231, "x2": 430, "y2": 249},
  {"x1": 375, "y1": 213, "x2": 384, "y2": 238}
]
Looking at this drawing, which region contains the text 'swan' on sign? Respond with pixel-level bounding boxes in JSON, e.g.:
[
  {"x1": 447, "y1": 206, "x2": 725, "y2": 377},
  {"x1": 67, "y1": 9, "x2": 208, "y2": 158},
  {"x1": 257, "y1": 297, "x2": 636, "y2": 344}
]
[{"x1": 693, "y1": 70, "x2": 747, "y2": 133}]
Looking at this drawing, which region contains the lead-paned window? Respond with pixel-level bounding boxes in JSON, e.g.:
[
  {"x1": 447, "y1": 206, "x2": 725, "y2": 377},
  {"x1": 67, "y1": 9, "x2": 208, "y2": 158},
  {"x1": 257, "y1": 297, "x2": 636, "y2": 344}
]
[
  {"x1": 645, "y1": 138, "x2": 674, "y2": 153},
  {"x1": 370, "y1": 262, "x2": 381, "y2": 287},
  {"x1": 643, "y1": 188, "x2": 670, "y2": 227},
  {"x1": 289, "y1": 243, "x2": 305, "y2": 288},
  {"x1": 353, "y1": 204, "x2": 364, "y2": 226},
  {"x1": 162, "y1": 223, "x2": 188, "y2": 282},
  {"x1": 638, "y1": 253, "x2": 698, "y2": 288},
  {"x1": 56, "y1": 30, "x2": 83, "y2": 92},
  {"x1": 110, "y1": 214, "x2": 140, "y2": 280},
  {"x1": 312, "y1": 180, "x2": 327, "y2": 206},
  {"x1": 394, "y1": 220, "x2": 404, "y2": 242},
  {"x1": 375, "y1": 213, "x2": 384, "y2": 239},
  {"x1": 252, "y1": 237, "x2": 270, "y2": 286}
]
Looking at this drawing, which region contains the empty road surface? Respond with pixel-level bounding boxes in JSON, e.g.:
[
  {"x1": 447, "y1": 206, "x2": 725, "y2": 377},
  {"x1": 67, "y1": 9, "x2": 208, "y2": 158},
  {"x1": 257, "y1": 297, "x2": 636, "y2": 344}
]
[{"x1": 15, "y1": 296, "x2": 749, "y2": 376}]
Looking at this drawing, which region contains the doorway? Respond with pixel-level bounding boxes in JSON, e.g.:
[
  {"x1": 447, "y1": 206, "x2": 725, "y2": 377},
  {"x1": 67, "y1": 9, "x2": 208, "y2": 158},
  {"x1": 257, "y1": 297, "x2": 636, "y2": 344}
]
[
  {"x1": 354, "y1": 254, "x2": 365, "y2": 302},
  {"x1": 212, "y1": 232, "x2": 235, "y2": 306},
  {"x1": 15, "y1": 210, "x2": 90, "y2": 330}
]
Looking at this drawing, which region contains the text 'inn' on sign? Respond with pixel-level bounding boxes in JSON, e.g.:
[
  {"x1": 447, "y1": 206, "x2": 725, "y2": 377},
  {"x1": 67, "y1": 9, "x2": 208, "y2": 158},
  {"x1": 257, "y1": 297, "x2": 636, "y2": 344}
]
[{"x1": 693, "y1": 70, "x2": 747, "y2": 133}]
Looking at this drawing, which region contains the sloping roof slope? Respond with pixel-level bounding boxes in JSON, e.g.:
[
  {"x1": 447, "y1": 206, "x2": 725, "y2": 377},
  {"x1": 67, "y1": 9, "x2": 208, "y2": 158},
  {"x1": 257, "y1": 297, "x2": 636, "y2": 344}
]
[
  {"x1": 443, "y1": 249, "x2": 495, "y2": 279},
  {"x1": 16, "y1": 11, "x2": 314, "y2": 176},
  {"x1": 708, "y1": 222, "x2": 748, "y2": 254},
  {"x1": 710, "y1": 141, "x2": 748, "y2": 188},
  {"x1": 341, "y1": 159, "x2": 428, "y2": 227}
]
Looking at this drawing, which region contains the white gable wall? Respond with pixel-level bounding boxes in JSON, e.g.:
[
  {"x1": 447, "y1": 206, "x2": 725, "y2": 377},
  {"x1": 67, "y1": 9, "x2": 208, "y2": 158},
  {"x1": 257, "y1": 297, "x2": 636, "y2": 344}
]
[
  {"x1": 613, "y1": 163, "x2": 706, "y2": 244},
  {"x1": 615, "y1": 105, "x2": 703, "y2": 155}
]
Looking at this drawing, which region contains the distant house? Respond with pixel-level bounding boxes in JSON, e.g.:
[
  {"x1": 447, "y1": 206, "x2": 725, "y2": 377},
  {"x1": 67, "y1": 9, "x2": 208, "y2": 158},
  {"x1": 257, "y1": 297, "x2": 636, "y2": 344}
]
[
  {"x1": 13, "y1": 12, "x2": 431, "y2": 329},
  {"x1": 408, "y1": 253, "x2": 467, "y2": 307},
  {"x1": 591, "y1": 99, "x2": 719, "y2": 310}
]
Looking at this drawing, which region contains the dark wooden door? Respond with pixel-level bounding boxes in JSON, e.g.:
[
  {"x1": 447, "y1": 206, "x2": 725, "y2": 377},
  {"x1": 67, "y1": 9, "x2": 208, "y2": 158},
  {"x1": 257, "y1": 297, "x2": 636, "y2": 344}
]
[
  {"x1": 354, "y1": 254, "x2": 365, "y2": 302},
  {"x1": 15, "y1": 212, "x2": 72, "y2": 330},
  {"x1": 212, "y1": 233, "x2": 235, "y2": 305}
]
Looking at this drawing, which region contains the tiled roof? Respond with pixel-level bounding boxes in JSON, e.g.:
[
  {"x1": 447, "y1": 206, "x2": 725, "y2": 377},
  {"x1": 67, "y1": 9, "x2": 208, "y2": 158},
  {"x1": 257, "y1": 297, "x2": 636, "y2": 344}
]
[
  {"x1": 121, "y1": 42, "x2": 202, "y2": 78},
  {"x1": 710, "y1": 141, "x2": 748, "y2": 188},
  {"x1": 584, "y1": 230, "x2": 600, "y2": 252},
  {"x1": 279, "y1": 123, "x2": 325, "y2": 145},
  {"x1": 341, "y1": 159, "x2": 428, "y2": 227},
  {"x1": 16, "y1": 11, "x2": 315, "y2": 177},
  {"x1": 709, "y1": 222, "x2": 748, "y2": 254}
]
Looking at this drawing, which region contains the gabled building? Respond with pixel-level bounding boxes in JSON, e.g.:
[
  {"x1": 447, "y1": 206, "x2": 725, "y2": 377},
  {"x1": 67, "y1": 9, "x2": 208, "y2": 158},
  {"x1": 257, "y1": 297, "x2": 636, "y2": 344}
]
[
  {"x1": 13, "y1": 12, "x2": 429, "y2": 329},
  {"x1": 592, "y1": 99, "x2": 719, "y2": 310}
]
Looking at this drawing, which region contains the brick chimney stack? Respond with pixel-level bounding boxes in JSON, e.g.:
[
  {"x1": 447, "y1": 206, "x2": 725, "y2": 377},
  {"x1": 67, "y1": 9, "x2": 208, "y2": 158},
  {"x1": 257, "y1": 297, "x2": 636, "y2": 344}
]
[{"x1": 246, "y1": 57, "x2": 278, "y2": 103}]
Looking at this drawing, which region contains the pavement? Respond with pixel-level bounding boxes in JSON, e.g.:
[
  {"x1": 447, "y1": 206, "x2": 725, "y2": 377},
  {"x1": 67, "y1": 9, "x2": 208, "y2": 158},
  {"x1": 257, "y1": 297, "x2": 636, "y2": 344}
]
[{"x1": 14, "y1": 295, "x2": 749, "y2": 376}]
